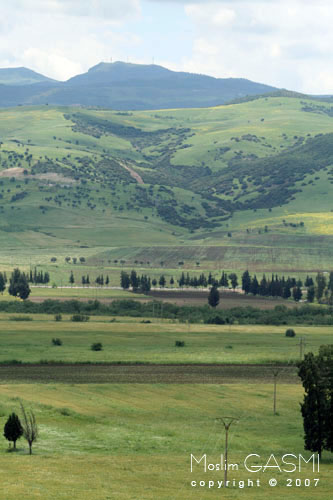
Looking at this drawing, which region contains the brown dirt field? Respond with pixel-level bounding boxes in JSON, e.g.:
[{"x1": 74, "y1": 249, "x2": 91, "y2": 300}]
[
  {"x1": 0, "y1": 363, "x2": 298, "y2": 384},
  {"x1": 29, "y1": 290, "x2": 296, "y2": 310}
]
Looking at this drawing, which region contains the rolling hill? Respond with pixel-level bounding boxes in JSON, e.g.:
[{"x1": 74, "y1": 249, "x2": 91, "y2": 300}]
[{"x1": 0, "y1": 95, "x2": 333, "y2": 273}]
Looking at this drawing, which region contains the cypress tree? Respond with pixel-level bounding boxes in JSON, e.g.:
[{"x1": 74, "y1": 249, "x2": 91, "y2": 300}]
[
  {"x1": 4, "y1": 413, "x2": 23, "y2": 450},
  {"x1": 208, "y1": 285, "x2": 220, "y2": 308}
]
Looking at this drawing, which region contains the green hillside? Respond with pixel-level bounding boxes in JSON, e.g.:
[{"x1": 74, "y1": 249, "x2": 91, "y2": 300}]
[{"x1": 0, "y1": 95, "x2": 333, "y2": 274}]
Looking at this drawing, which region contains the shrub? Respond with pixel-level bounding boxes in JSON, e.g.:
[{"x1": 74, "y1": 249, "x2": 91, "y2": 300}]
[
  {"x1": 175, "y1": 340, "x2": 185, "y2": 347},
  {"x1": 52, "y1": 338, "x2": 63, "y2": 346},
  {"x1": 71, "y1": 314, "x2": 90, "y2": 322},
  {"x1": 54, "y1": 313, "x2": 62, "y2": 322},
  {"x1": 91, "y1": 342, "x2": 103, "y2": 351},
  {"x1": 9, "y1": 316, "x2": 33, "y2": 321},
  {"x1": 285, "y1": 328, "x2": 296, "y2": 337}
]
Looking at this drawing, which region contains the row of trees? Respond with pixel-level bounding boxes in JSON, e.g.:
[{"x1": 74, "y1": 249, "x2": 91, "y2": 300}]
[
  {"x1": 69, "y1": 273, "x2": 110, "y2": 286},
  {"x1": 242, "y1": 270, "x2": 333, "y2": 303},
  {"x1": 28, "y1": 268, "x2": 50, "y2": 285},
  {"x1": 0, "y1": 269, "x2": 30, "y2": 300}
]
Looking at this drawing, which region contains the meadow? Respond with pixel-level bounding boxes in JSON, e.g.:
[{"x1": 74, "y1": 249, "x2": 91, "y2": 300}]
[
  {"x1": 0, "y1": 315, "x2": 331, "y2": 364},
  {"x1": 0, "y1": 383, "x2": 331, "y2": 499}
]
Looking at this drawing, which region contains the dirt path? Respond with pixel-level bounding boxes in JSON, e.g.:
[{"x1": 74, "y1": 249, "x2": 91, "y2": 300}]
[{"x1": 119, "y1": 160, "x2": 144, "y2": 184}]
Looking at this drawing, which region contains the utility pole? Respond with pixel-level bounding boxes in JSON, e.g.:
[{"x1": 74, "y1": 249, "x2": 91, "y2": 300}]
[
  {"x1": 272, "y1": 367, "x2": 281, "y2": 415},
  {"x1": 299, "y1": 337, "x2": 306, "y2": 360},
  {"x1": 216, "y1": 417, "x2": 238, "y2": 485}
]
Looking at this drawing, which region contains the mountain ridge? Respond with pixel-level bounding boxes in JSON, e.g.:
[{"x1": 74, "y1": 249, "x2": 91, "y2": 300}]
[{"x1": 0, "y1": 61, "x2": 278, "y2": 109}]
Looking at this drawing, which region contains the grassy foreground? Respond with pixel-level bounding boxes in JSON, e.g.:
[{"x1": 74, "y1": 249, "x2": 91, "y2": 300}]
[
  {"x1": 0, "y1": 316, "x2": 331, "y2": 364},
  {"x1": 0, "y1": 383, "x2": 331, "y2": 499}
]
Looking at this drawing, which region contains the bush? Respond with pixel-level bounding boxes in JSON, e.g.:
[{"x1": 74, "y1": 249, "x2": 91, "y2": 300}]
[
  {"x1": 54, "y1": 313, "x2": 62, "y2": 322},
  {"x1": 206, "y1": 315, "x2": 225, "y2": 325},
  {"x1": 175, "y1": 340, "x2": 185, "y2": 347},
  {"x1": 91, "y1": 342, "x2": 103, "y2": 351},
  {"x1": 9, "y1": 316, "x2": 33, "y2": 321},
  {"x1": 71, "y1": 314, "x2": 90, "y2": 322},
  {"x1": 52, "y1": 338, "x2": 63, "y2": 346},
  {"x1": 285, "y1": 328, "x2": 296, "y2": 337}
]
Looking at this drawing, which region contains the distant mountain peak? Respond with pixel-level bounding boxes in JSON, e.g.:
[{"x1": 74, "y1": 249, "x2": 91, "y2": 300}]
[{"x1": 0, "y1": 67, "x2": 56, "y2": 86}]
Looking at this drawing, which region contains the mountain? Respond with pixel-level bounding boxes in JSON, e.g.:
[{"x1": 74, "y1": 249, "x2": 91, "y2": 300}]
[
  {"x1": 0, "y1": 61, "x2": 277, "y2": 109},
  {"x1": 0, "y1": 67, "x2": 56, "y2": 86}
]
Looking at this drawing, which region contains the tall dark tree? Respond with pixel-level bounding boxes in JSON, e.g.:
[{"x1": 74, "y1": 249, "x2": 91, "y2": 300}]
[
  {"x1": 8, "y1": 269, "x2": 30, "y2": 300},
  {"x1": 130, "y1": 270, "x2": 139, "y2": 292},
  {"x1": 229, "y1": 273, "x2": 238, "y2": 290},
  {"x1": 3, "y1": 413, "x2": 23, "y2": 450},
  {"x1": 0, "y1": 272, "x2": 6, "y2": 294},
  {"x1": 328, "y1": 272, "x2": 333, "y2": 293},
  {"x1": 307, "y1": 286, "x2": 315, "y2": 303},
  {"x1": 250, "y1": 275, "x2": 259, "y2": 295},
  {"x1": 69, "y1": 271, "x2": 75, "y2": 286},
  {"x1": 241, "y1": 270, "x2": 251, "y2": 294},
  {"x1": 298, "y1": 346, "x2": 333, "y2": 457},
  {"x1": 316, "y1": 272, "x2": 326, "y2": 302},
  {"x1": 292, "y1": 286, "x2": 302, "y2": 302},
  {"x1": 208, "y1": 285, "x2": 220, "y2": 308},
  {"x1": 120, "y1": 271, "x2": 130, "y2": 290},
  {"x1": 159, "y1": 275, "x2": 166, "y2": 287}
]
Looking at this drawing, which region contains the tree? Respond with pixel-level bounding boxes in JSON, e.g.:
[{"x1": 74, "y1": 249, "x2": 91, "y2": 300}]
[
  {"x1": 20, "y1": 402, "x2": 38, "y2": 455},
  {"x1": 8, "y1": 269, "x2": 30, "y2": 300},
  {"x1": 208, "y1": 285, "x2": 220, "y2": 308},
  {"x1": 298, "y1": 347, "x2": 333, "y2": 458},
  {"x1": 3, "y1": 413, "x2": 23, "y2": 450},
  {"x1": 229, "y1": 273, "x2": 238, "y2": 290},
  {"x1": 250, "y1": 275, "x2": 259, "y2": 295},
  {"x1": 241, "y1": 270, "x2": 251, "y2": 294},
  {"x1": 292, "y1": 286, "x2": 302, "y2": 302},
  {"x1": 69, "y1": 271, "x2": 75, "y2": 286},
  {"x1": 120, "y1": 271, "x2": 130, "y2": 289},
  {"x1": 316, "y1": 272, "x2": 326, "y2": 302},
  {"x1": 159, "y1": 275, "x2": 166, "y2": 287},
  {"x1": 307, "y1": 286, "x2": 315, "y2": 303},
  {"x1": 0, "y1": 272, "x2": 6, "y2": 294}
]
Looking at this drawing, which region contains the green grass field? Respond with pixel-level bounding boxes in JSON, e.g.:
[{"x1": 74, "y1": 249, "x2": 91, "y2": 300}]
[
  {"x1": 0, "y1": 97, "x2": 333, "y2": 275},
  {"x1": 0, "y1": 315, "x2": 330, "y2": 364},
  {"x1": 0, "y1": 383, "x2": 331, "y2": 499}
]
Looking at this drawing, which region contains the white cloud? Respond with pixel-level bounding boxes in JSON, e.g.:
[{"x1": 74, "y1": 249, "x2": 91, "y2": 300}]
[
  {"x1": 182, "y1": 0, "x2": 333, "y2": 93},
  {"x1": 185, "y1": 4, "x2": 235, "y2": 28},
  {"x1": 8, "y1": 0, "x2": 141, "y2": 20}
]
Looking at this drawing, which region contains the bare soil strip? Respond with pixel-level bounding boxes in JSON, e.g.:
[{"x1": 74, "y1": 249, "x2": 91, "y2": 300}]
[{"x1": 0, "y1": 364, "x2": 299, "y2": 384}]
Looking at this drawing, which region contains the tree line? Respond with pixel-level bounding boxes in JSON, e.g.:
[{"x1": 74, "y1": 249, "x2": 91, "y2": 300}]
[{"x1": 242, "y1": 270, "x2": 333, "y2": 303}]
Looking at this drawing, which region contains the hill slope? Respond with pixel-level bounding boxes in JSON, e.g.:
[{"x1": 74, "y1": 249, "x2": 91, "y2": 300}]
[
  {"x1": 0, "y1": 67, "x2": 55, "y2": 86},
  {"x1": 0, "y1": 96, "x2": 333, "y2": 272}
]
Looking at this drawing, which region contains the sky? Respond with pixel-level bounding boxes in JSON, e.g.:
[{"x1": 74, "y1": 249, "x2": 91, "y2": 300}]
[{"x1": 0, "y1": 0, "x2": 333, "y2": 93}]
